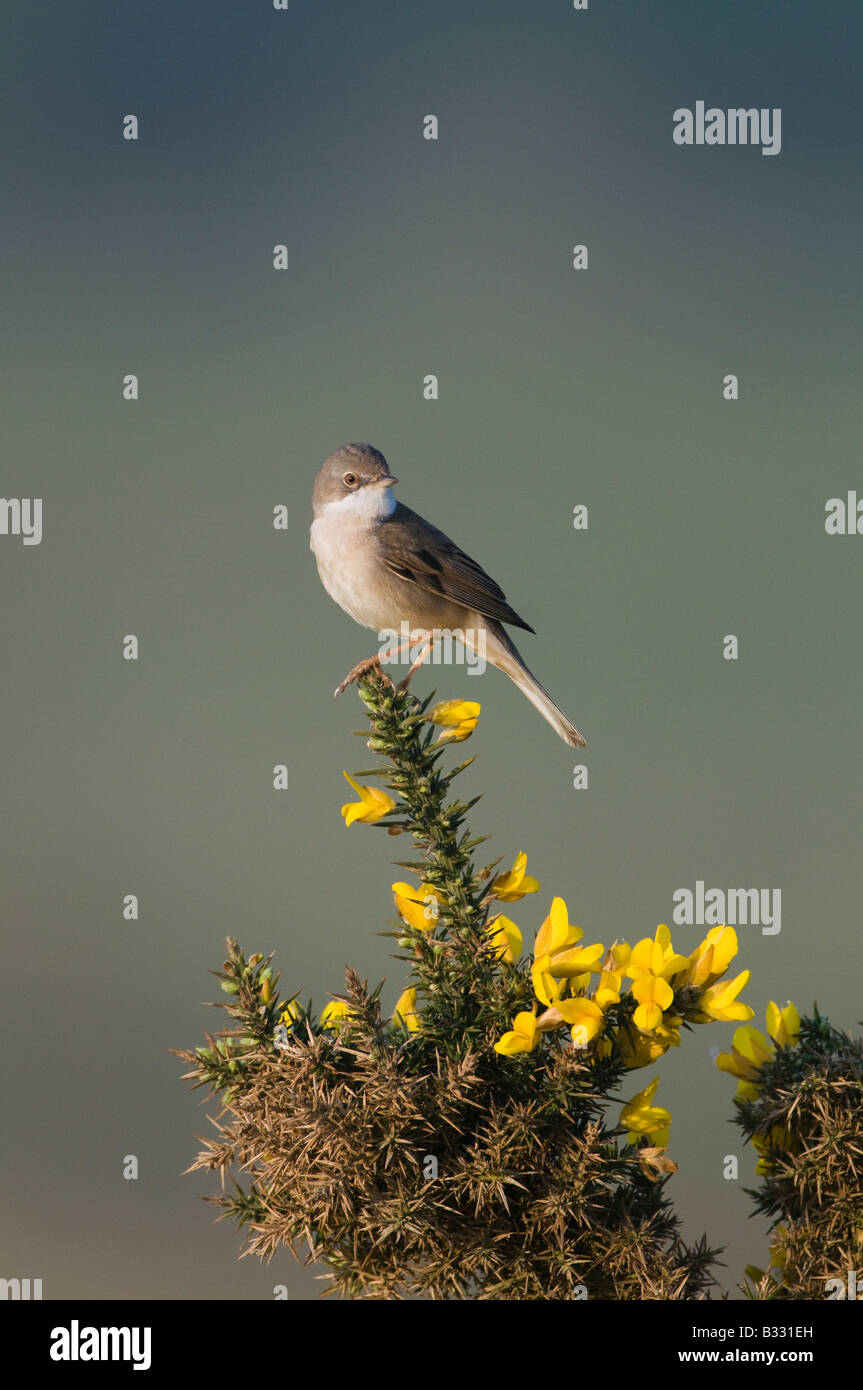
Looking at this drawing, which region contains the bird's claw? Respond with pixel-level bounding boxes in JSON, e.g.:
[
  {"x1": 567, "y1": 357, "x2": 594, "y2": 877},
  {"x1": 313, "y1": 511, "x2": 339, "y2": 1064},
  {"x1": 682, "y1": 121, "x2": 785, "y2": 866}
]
[{"x1": 334, "y1": 654, "x2": 391, "y2": 698}]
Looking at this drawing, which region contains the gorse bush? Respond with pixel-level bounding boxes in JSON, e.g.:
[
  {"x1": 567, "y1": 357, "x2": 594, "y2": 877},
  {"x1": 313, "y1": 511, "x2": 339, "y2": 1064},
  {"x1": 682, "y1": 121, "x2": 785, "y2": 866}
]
[
  {"x1": 717, "y1": 1007, "x2": 863, "y2": 1299},
  {"x1": 181, "y1": 668, "x2": 771, "y2": 1299}
]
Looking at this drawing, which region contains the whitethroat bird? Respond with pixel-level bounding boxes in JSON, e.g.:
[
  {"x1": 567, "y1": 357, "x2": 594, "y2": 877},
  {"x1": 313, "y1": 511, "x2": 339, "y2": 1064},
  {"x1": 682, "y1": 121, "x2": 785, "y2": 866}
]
[{"x1": 310, "y1": 443, "x2": 586, "y2": 748}]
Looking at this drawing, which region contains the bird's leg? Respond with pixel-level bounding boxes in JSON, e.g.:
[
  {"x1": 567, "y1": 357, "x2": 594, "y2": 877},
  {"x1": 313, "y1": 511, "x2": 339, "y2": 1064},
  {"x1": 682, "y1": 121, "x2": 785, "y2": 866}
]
[
  {"x1": 396, "y1": 638, "x2": 433, "y2": 691},
  {"x1": 378, "y1": 634, "x2": 422, "y2": 665},
  {"x1": 334, "y1": 654, "x2": 393, "y2": 698},
  {"x1": 334, "y1": 630, "x2": 431, "y2": 697}
]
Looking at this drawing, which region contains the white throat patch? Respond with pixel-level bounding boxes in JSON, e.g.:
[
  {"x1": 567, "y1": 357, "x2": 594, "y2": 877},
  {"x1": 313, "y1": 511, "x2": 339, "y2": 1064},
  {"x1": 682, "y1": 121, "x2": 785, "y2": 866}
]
[{"x1": 318, "y1": 484, "x2": 397, "y2": 523}]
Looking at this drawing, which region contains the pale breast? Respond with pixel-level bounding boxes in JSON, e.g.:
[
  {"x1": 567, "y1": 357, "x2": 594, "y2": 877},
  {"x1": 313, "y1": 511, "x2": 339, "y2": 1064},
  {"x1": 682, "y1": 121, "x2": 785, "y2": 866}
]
[
  {"x1": 312, "y1": 514, "x2": 464, "y2": 634},
  {"x1": 310, "y1": 514, "x2": 399, "y2": 631}
]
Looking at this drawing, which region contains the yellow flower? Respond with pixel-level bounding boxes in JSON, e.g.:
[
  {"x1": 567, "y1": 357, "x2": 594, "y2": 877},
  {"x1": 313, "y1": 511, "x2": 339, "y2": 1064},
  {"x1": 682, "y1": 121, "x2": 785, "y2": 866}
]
[
  {"x1": 320, "y1": 1000, "x2": 354, "y2": 1029},
  {"x1": 490, "y1": 851, "x2": 540, "y2": 902},
  {"x1": 427, "y1": 698, "x2": 481, "y2": 743},
  {"x1": 533, "y1": 969, "x2": 621, "y2": 1046},
  {"x1": 569, "y1": 1002, "x2": 604, "y2": 1047},
  {"x1": 631, "y1": 974, "x2": 675, "y2": 1032},
  {"x1": 621, "y1": 926, "x2": 687, "y2": 1031},
  {"x1": 628, "y1": 925, "x2": 690, "y2": 984},
  {"x1": 766, "y1": 1000, "x2": 801, "y2": 1050},
  {"x1": 620, "y1": 1077, "x2": 671, "y2": 1146},
  {"x1": 533, "y1": 898, "x2": 577, "y2": 959},
  {"x1": 716, "y1": 1023, "x2": 774, "y2": 1097},
  {"x1": 615, "y1": 1015, "x2": 681, "y2": 1069},
  {"x1": 680, "y1": 923, "x2": 753, "y2": 1025},
  {"x1": 341, "y1": 771, "x2": 396, "y2": 827},
  {"x1": 487, "y1": 914, "x2": 523, "y2": 962},
  {"x1": 580, "y1": 947, "x2": 627, "y2": 1001},
  {"x1": 392, "y1": 880, "x2": 443, "y2": 932},
  {"x1": 696, "y1": 969, "x2": 754, "y2": 1023},
  {"x1": 532, "y1": 897, "x2": 604, "y2": 1005},
  {"x1": 595, "y1": 969, "x2": 622, "y2": 1009},
  {"x1": 393, "y1": 987, "x2": 420, "y2": 1033},
  {"x1": 616, "y1": 1030, "x2": 667, "y2": 1069},
  {"x1": 537, "y1": 995, "x2": 605, "y2": 1047},
  {"x1": 684, "y1": 925, "x2": 740, "y2": 989},
  {"x1": 716, "y1": 1001, "x2": 800, "y2": 1096},
  {"x1": 280, "y1": 999, "x2": 301, "y2": 1025},
  {"x1": 657, "y1": 1016, "x2": 682, "y2": 1049},
  {"x1": 494, "y1": 1011, "x2": 540, "y2": 1055}
]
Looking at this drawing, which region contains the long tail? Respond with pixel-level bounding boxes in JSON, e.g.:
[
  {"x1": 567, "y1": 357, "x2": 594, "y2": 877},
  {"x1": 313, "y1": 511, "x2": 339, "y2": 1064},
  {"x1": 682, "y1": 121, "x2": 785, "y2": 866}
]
[{"x1": 481, "y1": 624, "x2": 587, "y2": 749}]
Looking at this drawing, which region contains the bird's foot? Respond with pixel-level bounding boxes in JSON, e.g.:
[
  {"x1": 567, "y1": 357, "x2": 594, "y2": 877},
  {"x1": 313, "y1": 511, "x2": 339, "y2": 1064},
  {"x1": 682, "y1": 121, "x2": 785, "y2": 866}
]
[{"x1": 334, "y1": 654, "x2": 392, "y2": 698}]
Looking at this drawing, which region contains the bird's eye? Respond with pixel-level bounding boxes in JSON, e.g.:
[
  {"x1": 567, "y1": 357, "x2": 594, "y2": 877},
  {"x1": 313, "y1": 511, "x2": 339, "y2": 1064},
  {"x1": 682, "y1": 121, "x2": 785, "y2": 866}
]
[{"x1": 343, "y1": 473, "x2": 358, "y2": 487}]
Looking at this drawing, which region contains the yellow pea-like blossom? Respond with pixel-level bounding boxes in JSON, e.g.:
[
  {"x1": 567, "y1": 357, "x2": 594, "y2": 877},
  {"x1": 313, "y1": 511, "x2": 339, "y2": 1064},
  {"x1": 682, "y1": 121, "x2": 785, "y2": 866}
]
[
  {"x1": 595, "y1": 969, "x2": 622, "y2": 1009},
  {"x1": 766, "y1": 1000, "x2": 801, "y2": 1050},
  {"x1": 684, "y1": 924, "x2": 740, "y2": 989},
  {"x1": 487, "y1": 914, "x2": 523, "y2": 963},
  {"x1": 393, "y1": 987, "x2": 420, "y2": 1033},
  {"x1": 617, "y1": 926, "x2": 686, "y2": 1033},
  {"x1": 716, "y1": 1000, "x2": 800, "y2": 1097},
  {"x1": 494, "y1": 1011, "x2": 541, "y2": 1056},
  {"x1": 696, "y1": 969, "x2": 754, "y2": 1023},
  {"x1": 532, "y1": 897, "x2": 604, "y2": 1005},
  {"x1": 570, "y1": 1009, "x2": 604, "y2": 1048},
  {"x1": 341, "y1": 771, "x2": 396, "y2": 827},
  {"x1": 427, "y1": 698, "x2": 481, "y2": 743},
  {"x1": 631, "y1": 974, "x2": 675, "y2": 1032},
  {"x1": 628, "y1": 924, "x2": 690, "y2": 984},
  {"x1": 716, "y1": 1024, "x2": 774, "y2": 1098},
  {"x1": 536, "y1": 996, "x2": 605, "y2": 1047},
  {"x1": 280, "y1": 999, "x2": 302, "y2": 1025},
  {"x1": 490, "y1": 852, "x2": 540, "y2": 902},
  {"x1": 616, "y1": 1016, "x2": 681, "y2": 1069},
  {"x1": 392, "y1": 881, "x2": 443, "y2": 932},
  {"x1": 581, "y1": 947, "x2": 628, "y2": 1000},
  {"x1": 620, "y1": 1077, "x2": 672, "y2": 1147}
]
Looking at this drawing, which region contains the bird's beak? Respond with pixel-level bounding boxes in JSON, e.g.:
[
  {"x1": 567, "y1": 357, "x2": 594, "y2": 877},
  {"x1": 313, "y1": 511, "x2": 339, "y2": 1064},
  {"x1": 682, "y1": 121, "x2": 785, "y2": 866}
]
[{"x1": 378, "y1": 476, "x2": 398, "y2": 487}]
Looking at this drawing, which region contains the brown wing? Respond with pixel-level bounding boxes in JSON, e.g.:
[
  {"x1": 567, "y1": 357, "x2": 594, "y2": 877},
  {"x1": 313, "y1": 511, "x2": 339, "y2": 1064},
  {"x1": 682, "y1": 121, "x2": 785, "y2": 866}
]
[{"x1": 378, "y1": 503, "x2": 535, "y2": 633}]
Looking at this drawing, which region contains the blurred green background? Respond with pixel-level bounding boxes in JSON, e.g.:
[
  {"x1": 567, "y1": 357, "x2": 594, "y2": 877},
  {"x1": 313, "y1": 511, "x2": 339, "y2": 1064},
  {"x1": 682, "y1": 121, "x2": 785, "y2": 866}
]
[{"x1": 2, "y1": 0, "x2": 861, "y2": 1298}]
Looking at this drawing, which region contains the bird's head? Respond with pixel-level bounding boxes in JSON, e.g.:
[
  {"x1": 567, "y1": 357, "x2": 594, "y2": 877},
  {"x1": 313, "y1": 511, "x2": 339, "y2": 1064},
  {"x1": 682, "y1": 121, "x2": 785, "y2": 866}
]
[{"x1": 313, "y1": 443, "x2": 398, "y2": 518}]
